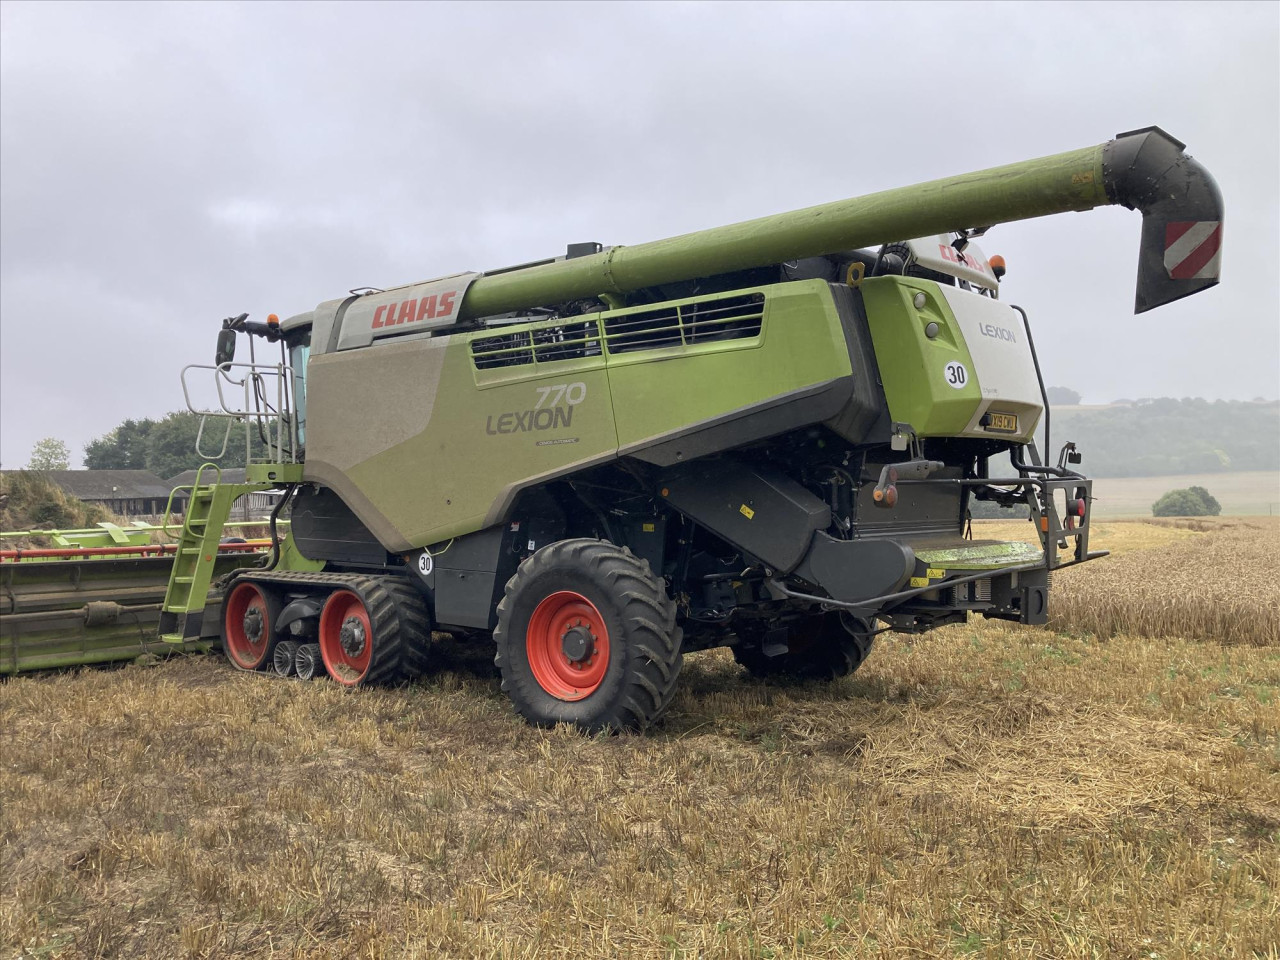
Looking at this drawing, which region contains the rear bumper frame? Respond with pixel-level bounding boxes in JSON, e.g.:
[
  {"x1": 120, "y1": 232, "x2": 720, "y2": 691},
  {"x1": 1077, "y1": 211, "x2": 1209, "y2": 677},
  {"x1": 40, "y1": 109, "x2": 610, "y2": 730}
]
[{"x1": 769, "y1": 473, "x2": 1107, "y2": 624}]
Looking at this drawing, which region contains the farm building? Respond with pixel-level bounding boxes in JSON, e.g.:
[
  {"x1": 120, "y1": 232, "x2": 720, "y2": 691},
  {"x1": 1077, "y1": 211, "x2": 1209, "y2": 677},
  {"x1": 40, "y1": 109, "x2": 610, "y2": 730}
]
[
  {"x1": 166, "y1": 469, "x2": 281, "y2": 519},
  {"x1": 7, "y1": 470, "x2": 186, "y2": 517}
]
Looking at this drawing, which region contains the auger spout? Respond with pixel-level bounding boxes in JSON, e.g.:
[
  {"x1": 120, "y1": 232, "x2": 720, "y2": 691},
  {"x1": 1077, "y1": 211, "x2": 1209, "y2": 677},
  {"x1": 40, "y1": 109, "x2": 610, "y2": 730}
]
[
  {"x1": 455, "y1": 126, "x2": 1221, "y2": 320},
  {"x1": 1101, "y1": 127, "x2": 1223, "y2": 312}
]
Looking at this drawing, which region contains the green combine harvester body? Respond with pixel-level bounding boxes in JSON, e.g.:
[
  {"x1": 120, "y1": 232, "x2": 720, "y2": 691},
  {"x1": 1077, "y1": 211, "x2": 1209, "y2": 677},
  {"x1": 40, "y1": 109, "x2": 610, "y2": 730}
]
[{"x1": 152, "y1": 126, "x2": 1221, "y2": 730}]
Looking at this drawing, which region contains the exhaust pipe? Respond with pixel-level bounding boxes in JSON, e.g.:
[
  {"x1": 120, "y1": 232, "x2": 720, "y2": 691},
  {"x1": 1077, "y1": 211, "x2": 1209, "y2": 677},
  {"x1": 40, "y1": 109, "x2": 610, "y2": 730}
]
[{"x1": 1102, "y1": 127, "x2": 1223, "y2": 313}]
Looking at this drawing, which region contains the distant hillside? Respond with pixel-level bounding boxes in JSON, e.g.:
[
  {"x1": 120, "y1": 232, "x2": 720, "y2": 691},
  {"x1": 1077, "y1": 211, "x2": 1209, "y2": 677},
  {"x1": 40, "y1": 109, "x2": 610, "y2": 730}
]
[{"x1": 1047, "y1": 398, "x2": 1278, "y2": 478}]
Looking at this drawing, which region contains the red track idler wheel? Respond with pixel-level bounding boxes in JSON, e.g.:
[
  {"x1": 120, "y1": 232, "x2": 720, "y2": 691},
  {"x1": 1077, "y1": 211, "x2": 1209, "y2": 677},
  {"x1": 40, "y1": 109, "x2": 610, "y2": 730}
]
[
  {"x1": 318, "y1": 589, "x2": 374, "y2": 686},
  {"x1": 525, "y1": 590, "x2": 611, "y2": 701},
  {"x1": 223, "y1": 581, "x2": 277, "y2": 671}
]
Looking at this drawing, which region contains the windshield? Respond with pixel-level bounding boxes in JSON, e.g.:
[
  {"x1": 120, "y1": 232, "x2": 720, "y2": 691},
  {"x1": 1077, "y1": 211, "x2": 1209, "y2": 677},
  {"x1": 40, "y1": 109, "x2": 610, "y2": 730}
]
[{"x1": 288, "y1": 331, "x2": 311, "y2": 449}]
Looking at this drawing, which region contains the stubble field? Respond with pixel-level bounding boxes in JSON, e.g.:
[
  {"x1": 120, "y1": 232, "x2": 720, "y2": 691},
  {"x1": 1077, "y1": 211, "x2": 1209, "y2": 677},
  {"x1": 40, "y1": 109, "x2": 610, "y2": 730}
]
[{"x1": 2, "y1": 519, "x2": 1278, "y2": 959}]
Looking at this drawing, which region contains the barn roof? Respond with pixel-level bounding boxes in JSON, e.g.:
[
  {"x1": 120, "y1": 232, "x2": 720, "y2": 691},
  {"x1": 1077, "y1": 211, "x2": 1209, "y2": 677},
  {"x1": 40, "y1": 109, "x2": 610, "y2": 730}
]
[{"x1": 7, "y1": 470, "x2": 177, "y2": 501}]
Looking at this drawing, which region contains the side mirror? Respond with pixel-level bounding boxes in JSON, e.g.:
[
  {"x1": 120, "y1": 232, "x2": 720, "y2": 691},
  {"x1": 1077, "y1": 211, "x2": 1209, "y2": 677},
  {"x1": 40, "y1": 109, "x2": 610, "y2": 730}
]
[{"x1": 215, "y1": 329, "x2": 237, "y2": 367}]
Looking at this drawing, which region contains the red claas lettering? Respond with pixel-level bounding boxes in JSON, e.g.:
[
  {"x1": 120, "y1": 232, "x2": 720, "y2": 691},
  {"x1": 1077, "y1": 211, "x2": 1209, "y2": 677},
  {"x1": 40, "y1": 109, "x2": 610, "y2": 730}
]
[{"x1": 371, "y1": 290, "x2": 461, "y2": 330}]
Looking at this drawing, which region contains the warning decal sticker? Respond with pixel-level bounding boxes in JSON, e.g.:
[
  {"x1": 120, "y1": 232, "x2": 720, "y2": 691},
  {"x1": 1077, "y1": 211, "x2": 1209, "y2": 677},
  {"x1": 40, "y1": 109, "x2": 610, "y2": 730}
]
[{"x1": 1164, "y1": 221, "x2": 1222, "y2": 281}]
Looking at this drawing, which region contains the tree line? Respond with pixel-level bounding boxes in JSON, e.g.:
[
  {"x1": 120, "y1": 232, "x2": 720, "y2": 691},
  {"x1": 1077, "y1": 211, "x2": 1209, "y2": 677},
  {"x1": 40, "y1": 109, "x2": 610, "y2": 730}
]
[
  {"x1": 1049, "y1": 397, "x2": 1279, "y2": 478},
  {"x1": 81, "y1": 412, "x2": 276, "y2": 479}
]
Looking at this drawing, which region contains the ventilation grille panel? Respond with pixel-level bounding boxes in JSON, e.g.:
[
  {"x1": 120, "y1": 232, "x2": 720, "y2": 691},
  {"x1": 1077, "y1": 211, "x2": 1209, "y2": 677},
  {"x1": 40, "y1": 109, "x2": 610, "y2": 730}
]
[
  {"x1": 471, "y1": 321, "x2": 602, "y2": 370},
  {"x1": 603, "y1": 293, "x2": 765, "y2": 354}
]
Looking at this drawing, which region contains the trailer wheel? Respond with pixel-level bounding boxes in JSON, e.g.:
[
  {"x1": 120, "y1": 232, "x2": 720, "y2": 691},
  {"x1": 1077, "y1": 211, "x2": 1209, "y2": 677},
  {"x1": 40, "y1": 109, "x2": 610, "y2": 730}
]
[
  {"x1": 733, "y1": 613, "x2": 874, "y2": 681},
  {"x1": 317, "y1": 578, "x2": 430, "y2": 687},
  {"x1": 223, "y1": 580, "x2": 280, "y2": 671},
  {"x1": 494, "y1": 539, "x2": 683, "y2": 732}
]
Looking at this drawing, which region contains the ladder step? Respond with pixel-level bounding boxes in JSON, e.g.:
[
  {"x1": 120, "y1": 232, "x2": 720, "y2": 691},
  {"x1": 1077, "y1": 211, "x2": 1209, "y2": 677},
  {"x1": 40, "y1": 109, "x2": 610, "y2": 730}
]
[{"x1": 158, "y1": 480, "x2": 237, "y2": 643}]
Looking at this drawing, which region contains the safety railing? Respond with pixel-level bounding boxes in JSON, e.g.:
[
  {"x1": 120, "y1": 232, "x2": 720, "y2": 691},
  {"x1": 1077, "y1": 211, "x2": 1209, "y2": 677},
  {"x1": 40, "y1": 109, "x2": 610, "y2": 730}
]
[
  {"x1": 898, "y1": 474, "x2": 1098, "y2": 570},
  {"x1": 180, "y1": 360, "x2": 299, "y2": 467}
]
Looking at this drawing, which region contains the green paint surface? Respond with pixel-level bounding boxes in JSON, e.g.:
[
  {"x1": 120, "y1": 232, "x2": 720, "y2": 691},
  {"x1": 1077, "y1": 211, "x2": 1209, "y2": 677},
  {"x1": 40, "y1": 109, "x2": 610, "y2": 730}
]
[
  {"x1": 915, "y1": 539, "x2": 1044, "y2": 570},
  {"x1": 327, "y1": 281, "x2": 856, "y2": 548},
  {"x1": 606, "y1": 280, "x2": 851, "y2": 449},
  {"x1": 456, "y1": 147, "x2": 1107, "y2": 320},
  {"x1": 860, "y1": 277, "x2": 981, "y2": 436},
  {"x1": 347, "y1": 333, "x2": 620, "y2": 546}
]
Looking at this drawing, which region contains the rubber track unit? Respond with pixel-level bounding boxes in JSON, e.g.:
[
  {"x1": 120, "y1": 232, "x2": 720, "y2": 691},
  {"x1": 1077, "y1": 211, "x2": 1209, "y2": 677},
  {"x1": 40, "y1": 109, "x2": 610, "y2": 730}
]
[
  {"x1": 494, "y1": 539, "x2": 684, "y2": 732},
  {"x1": 229, "y1": 571, "x2": 430, "y2": 685}
]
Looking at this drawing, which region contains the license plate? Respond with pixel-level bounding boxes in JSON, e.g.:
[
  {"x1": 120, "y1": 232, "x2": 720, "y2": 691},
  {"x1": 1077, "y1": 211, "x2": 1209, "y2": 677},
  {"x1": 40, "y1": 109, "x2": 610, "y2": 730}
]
[{"x1": 986, "y1": 412, "x2": 1018, "y2": 433}]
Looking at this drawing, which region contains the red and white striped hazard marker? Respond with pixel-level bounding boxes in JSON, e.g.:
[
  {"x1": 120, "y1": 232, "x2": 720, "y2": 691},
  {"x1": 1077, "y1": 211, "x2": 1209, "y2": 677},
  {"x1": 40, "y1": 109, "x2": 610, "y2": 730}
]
[{"x1": 1164, "y1": 221, "x2": 1222, "y2": 280}]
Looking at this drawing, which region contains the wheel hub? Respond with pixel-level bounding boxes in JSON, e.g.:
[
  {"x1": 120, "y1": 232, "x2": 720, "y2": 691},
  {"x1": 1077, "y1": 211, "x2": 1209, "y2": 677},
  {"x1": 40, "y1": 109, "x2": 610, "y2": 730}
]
[
  {"x1": 339, "y1": 616, "x2": 367, "y2": 658},
  {"x1": 526, "y1": 590, "x2": 611, "y2": 701},
  {"x1": 560, "y1": 622, "x2": 595, "y2": 663},
  {"x1": 242, "y1": 606, "x2": 264, "y2": 644}
]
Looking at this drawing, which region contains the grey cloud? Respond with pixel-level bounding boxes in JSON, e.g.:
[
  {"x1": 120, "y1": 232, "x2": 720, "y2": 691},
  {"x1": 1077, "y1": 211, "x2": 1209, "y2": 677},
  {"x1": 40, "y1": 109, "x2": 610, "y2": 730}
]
[{"x1": 2, "y1": 0, "x2": 1276, "y2": 466}]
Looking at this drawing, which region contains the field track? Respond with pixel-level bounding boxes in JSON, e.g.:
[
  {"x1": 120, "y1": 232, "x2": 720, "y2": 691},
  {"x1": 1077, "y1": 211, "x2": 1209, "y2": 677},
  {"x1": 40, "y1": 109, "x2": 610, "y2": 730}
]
[{"x1": 3, "y1": 520, "x2": 1277, "y2": 958}]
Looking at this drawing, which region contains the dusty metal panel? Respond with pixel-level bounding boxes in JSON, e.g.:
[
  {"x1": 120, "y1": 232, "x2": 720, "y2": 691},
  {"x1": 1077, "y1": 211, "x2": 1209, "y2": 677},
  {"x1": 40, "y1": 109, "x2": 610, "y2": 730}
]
[{"x1": 1, "y1": 554, "x2": 254, "y2": 674}]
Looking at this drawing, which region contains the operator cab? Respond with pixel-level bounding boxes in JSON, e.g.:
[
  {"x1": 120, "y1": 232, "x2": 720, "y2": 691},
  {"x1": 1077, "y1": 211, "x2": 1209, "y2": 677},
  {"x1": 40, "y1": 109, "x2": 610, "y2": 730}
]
[
  {"x1": 280, "y1": 317, "x2": 311, "y2": 449},
  {"x1": 211, "y1": 310, "x2": 313, "y2": 456}
]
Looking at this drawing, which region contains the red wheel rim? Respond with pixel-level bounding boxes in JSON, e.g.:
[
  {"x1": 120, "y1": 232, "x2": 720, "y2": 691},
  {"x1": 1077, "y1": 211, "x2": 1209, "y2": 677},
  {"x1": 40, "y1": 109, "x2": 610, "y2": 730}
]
[
  {"x1": 318, "y1": 590, "x2": 373, "y2": 685},
  {"x1": 526, "y1": 591, "x2": 610, "y2": 701},
  {"x1": 224, "y1": 582, "x2": 272, "y2": 670}
]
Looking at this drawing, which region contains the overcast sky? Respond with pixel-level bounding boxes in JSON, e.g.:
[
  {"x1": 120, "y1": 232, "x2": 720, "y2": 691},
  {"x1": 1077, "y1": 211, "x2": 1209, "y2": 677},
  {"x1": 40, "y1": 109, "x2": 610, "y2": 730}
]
[{"x1": 1, "y1": 0, "x2": 1277, "y2": 469}]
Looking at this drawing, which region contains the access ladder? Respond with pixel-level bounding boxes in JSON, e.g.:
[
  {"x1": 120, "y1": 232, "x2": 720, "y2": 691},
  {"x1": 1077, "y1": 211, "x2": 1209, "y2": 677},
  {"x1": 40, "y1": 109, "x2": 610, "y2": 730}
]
[{"x1": 157, "y1": 463, "x2": 300, "y2": 643}]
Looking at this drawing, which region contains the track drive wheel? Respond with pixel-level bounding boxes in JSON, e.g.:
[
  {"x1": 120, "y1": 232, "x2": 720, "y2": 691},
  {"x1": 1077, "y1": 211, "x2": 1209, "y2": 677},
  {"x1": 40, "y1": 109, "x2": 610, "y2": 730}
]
[
  {"x1": 223, "y1": 580, "x2": 281, "y2": 671},
  {"x1": 494, "y1": 539, "x2": 683, "y2": 732},
  {"x1": 733, "y1": 612, "x2": 875, "y2": 681},
  {"x1": 317, "y1": 577, "x2": 431, "y2": 687}
]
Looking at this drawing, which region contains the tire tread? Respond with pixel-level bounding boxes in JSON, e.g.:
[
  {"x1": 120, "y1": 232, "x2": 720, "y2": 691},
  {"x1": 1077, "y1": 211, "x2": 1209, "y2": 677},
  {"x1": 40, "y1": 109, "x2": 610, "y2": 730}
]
[{"x1": 494, "y1": 539, "x2": 683, "y2": 732}]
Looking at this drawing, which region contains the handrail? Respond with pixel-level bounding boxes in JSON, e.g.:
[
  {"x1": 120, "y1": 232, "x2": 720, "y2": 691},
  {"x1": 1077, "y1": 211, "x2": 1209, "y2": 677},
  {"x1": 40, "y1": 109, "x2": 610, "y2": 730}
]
[
  {"x1": 159, "y1": 462, "x2": 223, "y2": 539},
  {"x1": 179, "y1": 360, "x2": 298, "y2": 465},
  {"x1": 194, "y1": 416, "x2": 235, "y2": 462}
]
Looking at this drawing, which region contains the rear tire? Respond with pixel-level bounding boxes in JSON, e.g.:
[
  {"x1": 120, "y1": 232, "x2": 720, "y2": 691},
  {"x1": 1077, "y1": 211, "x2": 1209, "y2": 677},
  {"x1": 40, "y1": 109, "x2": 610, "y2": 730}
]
[
  {"x1": 733, "y1": 612, "x2": 874, "y2": 681},
  {"x1": 494, "y1": 539, "x2": 683, "y2": 732}
]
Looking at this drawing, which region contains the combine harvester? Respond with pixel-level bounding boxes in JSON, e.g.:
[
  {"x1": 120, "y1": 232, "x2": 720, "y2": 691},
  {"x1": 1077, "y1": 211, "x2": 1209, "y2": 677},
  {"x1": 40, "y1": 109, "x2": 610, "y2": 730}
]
[{"x1": 4, "y1": 127, "x2": 1223, "y2": 731}]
